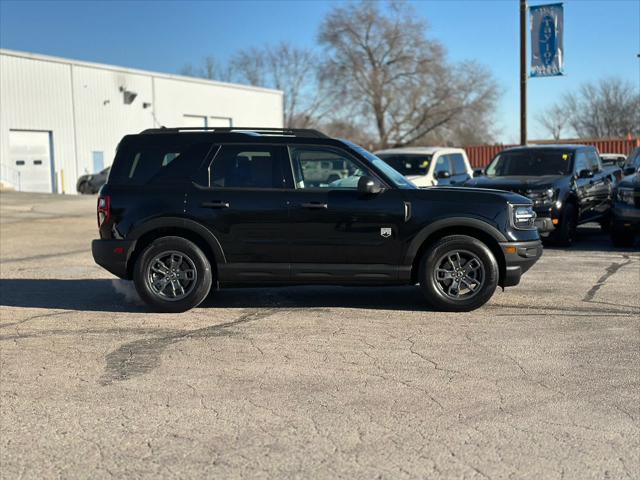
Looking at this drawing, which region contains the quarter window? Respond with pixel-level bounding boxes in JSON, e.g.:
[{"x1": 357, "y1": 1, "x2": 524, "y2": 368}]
[
  {"x1": 289, "y1": 146, "x2": 373, "y2": 189},
  {"x1": 210, "y1": 145, "x2": 286, "y2": 189}
]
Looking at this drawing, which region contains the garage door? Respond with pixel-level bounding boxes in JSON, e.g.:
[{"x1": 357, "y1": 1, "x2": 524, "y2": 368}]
[{"x1": 8, "y1": 130, "x2": 53, "y2": 193}]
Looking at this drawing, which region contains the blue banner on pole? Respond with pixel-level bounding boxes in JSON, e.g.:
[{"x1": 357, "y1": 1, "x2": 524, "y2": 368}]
[{"x1": 530, "y1": 3, "x2": 564, "y2": 77}]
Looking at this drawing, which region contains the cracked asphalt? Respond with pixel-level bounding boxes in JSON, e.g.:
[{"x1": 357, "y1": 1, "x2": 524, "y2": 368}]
[{"x1": 1, "y1": 191, "x2": 639, "y2": 479}]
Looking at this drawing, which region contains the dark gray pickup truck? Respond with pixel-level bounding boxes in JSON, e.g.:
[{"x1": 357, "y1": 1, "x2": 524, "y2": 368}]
[{"x1": 466, "y1": 145, "x2": 620, "y2": 246}]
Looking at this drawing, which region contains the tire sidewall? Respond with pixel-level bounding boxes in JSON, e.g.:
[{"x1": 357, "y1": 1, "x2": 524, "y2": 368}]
[
  {"x1": 134, "y1": 236, "x2": 213, "y2": 313},
  {"x1": 420, "y1": 235, "x2": 498, "y2": 312}
]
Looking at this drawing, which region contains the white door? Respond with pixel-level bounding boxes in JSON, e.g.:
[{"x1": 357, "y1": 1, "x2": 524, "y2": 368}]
[{"x1": 8, "y1": 131, "x2": 53, "y2": 193}]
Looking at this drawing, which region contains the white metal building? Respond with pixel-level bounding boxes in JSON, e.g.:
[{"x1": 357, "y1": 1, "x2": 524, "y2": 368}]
[{"x1": 0, "y1": 49, "x2": 284, "y2": 194}]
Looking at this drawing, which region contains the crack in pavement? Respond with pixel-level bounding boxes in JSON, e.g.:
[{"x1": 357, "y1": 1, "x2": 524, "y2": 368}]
[
  {"x1": 583, "y1": 255, "x2": 635, "y2": 302},
  {"x1": 99, "y1": 308, "x2": 281, "y2": 385}
]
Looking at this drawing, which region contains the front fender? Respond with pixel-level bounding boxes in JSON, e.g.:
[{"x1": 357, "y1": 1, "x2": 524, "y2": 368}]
[{"x1": 403, "y1": 217, "x2": 508, "y2": 265}]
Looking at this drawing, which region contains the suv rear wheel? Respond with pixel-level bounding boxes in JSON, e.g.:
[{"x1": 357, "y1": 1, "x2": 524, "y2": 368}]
[
  {"x1": 419, "y1": 235, "x2": 498, "y2": 312},
  {"x1": 133, "y1": 236, "x2": 213, "y2": 313}
]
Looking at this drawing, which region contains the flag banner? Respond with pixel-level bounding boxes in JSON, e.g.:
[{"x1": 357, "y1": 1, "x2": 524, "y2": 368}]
[{"x1": 530, "y1": 3, "x2": 564, "y2": 77}]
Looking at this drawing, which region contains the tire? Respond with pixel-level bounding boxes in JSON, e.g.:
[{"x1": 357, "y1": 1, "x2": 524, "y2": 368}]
[
  {"x1": 133, "y1": 236, "x2": 213, "y2": 313},
  {"x1": 419, "y1": 235, "x2": 499, "y2": 312},
  {"x1": 77, "y1": 182, "x2": 89, "y2": 194},
  {"x1": 552, "y1": 203, "x2": 578, "y2": 246},
  {"x1": 611, "y1": 230, "x2": 636, "y2": 248}
]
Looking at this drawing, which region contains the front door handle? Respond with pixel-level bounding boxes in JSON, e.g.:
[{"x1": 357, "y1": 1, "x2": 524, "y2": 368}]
[
  {"x1": 301, "y1": 202, "x2": 328, "y2": 209},
  {"x1": 201, "y1": 201, "x2": 230, "y2": 209}
]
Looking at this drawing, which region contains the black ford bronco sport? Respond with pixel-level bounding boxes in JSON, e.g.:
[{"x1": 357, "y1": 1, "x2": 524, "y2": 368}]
[{"x1": 92, "y1": 127, "x2": 542, "y2": 313}]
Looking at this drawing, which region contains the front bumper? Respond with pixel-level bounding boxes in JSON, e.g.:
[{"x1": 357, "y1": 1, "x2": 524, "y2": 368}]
[
  {"x1": 499, "y1": 240, "x2": 543, "y2": 287},
  {"x1": 534, "y1": 216, "x2": 556, "y2": 234},
  {"x1": 91, "y1": 239, "x2": 136, "y2": 279},
  {"x1": 612, "y1": 204, "x2": 640, "y2": 233}
]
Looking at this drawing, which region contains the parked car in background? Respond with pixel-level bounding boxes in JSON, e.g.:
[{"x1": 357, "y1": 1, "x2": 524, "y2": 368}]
[
  {"x1": 611, "y1": 166, "x2": 640, "y2": 247},
  {"x1": 77, "y1": 166, "x2": 110, "y2": 194},
  {"x1": 92, "y1": 127, "x2": 542, "y2": 313},
  {"x1": 600, "y1": 153, "x2": 626, "y2": 168},
  {"x1": 465, "y1": 145, "x2": 614, "y2": 246},
  {"x1": 374, "y1": 147, "x2": 472, "y2": 187},
  {"x1": 622, "y1": 147, "x2": 640, "y2": 176}
]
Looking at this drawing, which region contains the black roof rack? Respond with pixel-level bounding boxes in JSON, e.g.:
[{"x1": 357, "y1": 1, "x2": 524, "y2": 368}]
[{"x1": 140, "y1": 126, "x2": 328, "y2": 138}]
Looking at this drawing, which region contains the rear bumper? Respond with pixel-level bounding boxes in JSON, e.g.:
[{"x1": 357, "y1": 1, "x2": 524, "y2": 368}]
[
  {"x1": 91, "y1": 239, "x2": 136, "y2": 279},
  {"x1": 499, "y1": 240, "x2": 543, "y2": 287}
]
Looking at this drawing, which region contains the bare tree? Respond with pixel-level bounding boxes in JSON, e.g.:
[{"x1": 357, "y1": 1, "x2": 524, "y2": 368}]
[
  {"x1": 179, "y1": 56, "x2": 233, "y2": 82},
  {"x1": 318, "y1": 0, "x2": 499, "y2": 149},
  {"x1": 231, "y1": 43, "x2": 332, "y2": 128},
  {"x1": 536, "y1": 104, "x2": 567, "y2": 140},
  {"x1": 561, "y1": 78, "x2": 639, "y2": 138}
]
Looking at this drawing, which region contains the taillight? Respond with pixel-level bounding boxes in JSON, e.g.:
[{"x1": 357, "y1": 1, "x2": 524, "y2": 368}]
[{"x1": 97, "y1": 195, "x2": 111, "y2": 227}]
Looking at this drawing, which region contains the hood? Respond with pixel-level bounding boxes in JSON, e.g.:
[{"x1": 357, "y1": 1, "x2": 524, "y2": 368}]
[
  {"x1": 618, "y1": 173, "x2": 640, "y2": 191},
  {"x1": 410, "y1": 185, "x2": 531, "y2": 206},
  {"x1": 465, "y1": 175, "x2": 565, "y2": 192}
]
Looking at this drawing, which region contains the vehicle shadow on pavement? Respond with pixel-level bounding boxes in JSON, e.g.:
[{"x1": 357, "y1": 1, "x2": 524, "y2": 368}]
[
  {"x1": 0, "y1": 278, "x2": 434, "y2": 312},
  {"x1": 0, "y1": 279, "x2": 146, "y2": 312},
  {"x1": 543, "y1": 225, "x2": 639, "y2": 252}
]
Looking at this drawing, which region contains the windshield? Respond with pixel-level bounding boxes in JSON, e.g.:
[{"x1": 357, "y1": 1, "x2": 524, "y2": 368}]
[
  {"x1": 486, "y1": 150, "x2": 573, "y2": 176},
  {"x1": 339, "y1": 140, "x2": 417, "y2": 189},
  {"x1": 625, "y1": 148, "x2": 640, "y2": 168},
  {"x1": 377, "y1": 154, "x2": 432, "y2": 176}
]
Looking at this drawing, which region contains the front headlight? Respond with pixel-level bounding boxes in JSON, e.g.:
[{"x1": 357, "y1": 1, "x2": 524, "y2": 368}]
[
  {"x1": 525, "y1": 188, "x2": 554, "y2": 206},
  {"x1": 511, "y1": 204, "x2": 537, "y2": 230},
  {"x1": 616, "y1": 188, "x2": 635, "y2": 206}
]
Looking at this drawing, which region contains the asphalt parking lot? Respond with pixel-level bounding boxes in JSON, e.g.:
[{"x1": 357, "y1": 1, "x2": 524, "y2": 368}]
[{"x1": 0, "y1": 191, "x2": 638, "y2": 479}]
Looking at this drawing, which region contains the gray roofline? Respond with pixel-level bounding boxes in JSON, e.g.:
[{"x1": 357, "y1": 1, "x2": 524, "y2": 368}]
[{"x1": 0, "y1": 48, "x2": 283, "y2": 96}]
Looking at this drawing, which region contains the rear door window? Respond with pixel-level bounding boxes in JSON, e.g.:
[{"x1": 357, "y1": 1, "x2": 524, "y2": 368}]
[{"x1": 209, "y1": 145, "x2": 288, "y2": 189}]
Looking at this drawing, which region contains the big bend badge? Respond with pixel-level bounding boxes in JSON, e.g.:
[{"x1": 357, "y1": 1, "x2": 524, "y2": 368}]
[{"x1": 380, "y1": 227, "x2": 392, "y2": 238}]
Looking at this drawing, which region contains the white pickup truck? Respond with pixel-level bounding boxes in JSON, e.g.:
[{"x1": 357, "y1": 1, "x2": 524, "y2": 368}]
[{"x1": 374, "y1": 147, "x2": 473, "y2": 187}]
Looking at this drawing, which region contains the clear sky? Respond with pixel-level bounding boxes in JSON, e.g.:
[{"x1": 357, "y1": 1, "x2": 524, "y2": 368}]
[{"x1": 1, "y1": 0, "x2": 638, "y2": 143}]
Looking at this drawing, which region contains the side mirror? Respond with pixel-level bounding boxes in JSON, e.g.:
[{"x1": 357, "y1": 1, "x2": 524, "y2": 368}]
[
  {"x1": 357, "y1": 175, "x2": 382, "y2": 194},
  {"x1": 578, "y1": 169, "x2": 594, "y2": 179},
  {"x1": 623, "y1": 166, "x2": 636, "y2": 176},
  {"x1": 473, "y1": 168, "x2": 484, "y2": 177},
  {"x1": 436, "y1": 170, "x2": 451, "y2": 179}
]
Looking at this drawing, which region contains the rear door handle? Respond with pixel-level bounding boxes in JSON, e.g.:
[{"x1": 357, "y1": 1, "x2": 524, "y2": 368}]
[
  {"x1": 201, "y1": 201, "x2": 230, "y2": 209},
  {"x1": 301, "y1": 202, "x2": 328, "y2": 209}
]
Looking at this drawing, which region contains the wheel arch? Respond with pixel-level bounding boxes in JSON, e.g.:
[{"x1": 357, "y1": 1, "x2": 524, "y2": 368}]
[
  {"x1": 407, "y1": 219, "x2": 507, "y2": 286},
  {"x1": 126, "y1": 217, "x2": 225, "y2": 279}
]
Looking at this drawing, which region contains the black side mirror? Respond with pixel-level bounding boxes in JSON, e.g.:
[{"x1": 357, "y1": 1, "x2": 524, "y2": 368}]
[
  {"x1": 357, "y1": 175, "x2": 382, "y2": 194},
  {"x1": 623, "y1": 166, "x2": 636, "y2": 176},
  {"x1": 436, "y1": 170, "x2": 451, "y2": 179},
  {"x1": 473, "y1": 168, "x2": 484, "y2": 177},
  {"x1": 578, "y1": 169, "x2": 594, "y2": 179}
]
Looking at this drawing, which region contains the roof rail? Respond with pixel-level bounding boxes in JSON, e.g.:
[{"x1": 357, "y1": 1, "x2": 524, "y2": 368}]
[{"x1": 140, "y1": 126, "x2": 329, "y2": 138}]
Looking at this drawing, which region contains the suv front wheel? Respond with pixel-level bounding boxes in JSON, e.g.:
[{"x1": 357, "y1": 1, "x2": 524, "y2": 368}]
[
  {"x1": 420, "y1": 235, "x2": 498, "y2": 312},
  {"x1": 133, "y1": 236, "x2": 213, "y2": 313}
]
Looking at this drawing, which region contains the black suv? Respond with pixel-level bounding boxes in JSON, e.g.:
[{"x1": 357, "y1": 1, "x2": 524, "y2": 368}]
[
  {"x1": 92, "y1": 128, "x2": 542, "y2": 312},
  {"x1": 466, "y1": 145, "x2": 616, "y2": 246}
]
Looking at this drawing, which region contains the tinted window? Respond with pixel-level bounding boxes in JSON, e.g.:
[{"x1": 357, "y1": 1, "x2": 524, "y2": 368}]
[
  {"x1": 574, "y1": 152, "x2": 589, "y2": 173},
  {"x1": 625, "y1": 148, "x2": 640, "y2": 168},
  {"x1": 449, "y1": 153, "x2": 467, "y2": 175},
  {"x1": 210, "y1": 145, "x2": 285, "y2": 189},
  {"x1": 486, "y1": 150, "x2": 572, "y2": 176},
  {"x1": 377, "y1": 154, "x2": 431, "y2": 176},
  {"x1": 110, "y1": 136, "x2": 214, "y2": 186},
  {"x1": 434, "y1": 155, "x2": 451, "y2": 174},
  {"x1": 586, "y1": 150, "x2": 601, "y2": 171},
  {"x1": 289, "y1": 146, "x2": 372, "y2": 189}
]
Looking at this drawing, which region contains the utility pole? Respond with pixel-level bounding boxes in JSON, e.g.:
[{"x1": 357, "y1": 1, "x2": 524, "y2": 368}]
[{"x1": 520, "y1": 0, "x2": 527, "y2": 145}]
